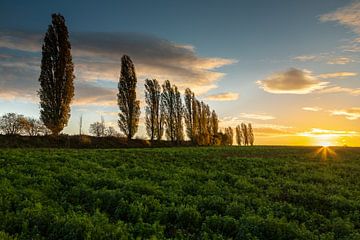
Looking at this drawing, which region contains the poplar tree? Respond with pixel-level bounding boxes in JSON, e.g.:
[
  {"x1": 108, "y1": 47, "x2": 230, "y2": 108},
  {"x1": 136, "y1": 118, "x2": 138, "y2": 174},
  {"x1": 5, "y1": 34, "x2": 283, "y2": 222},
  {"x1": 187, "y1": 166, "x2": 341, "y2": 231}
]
[
  {"x1": 241, "y1": 123, "x2": 249, "y2": 146},
  {"x1": 248, "y1": 123, "x2": 254, "y2": 146},
  {"x1": 184, "y1": 88, "x2": 195, "y2": 142},
  {"x1": 174, "y1": 86, "x2": 184, "y2": 142},
  {"x1": 117, "y1": 55, "x2": 140, "y2": 140},
  {"x1": 161, "y1": 80, "x2": 176, "y2": 142},
  {"x1": 38, "y1": 13, "x2": 74, "y2": 135},
  {"x1": 235, "y1": 125, "x2": 242, "y2": 146},
  {"x1": 210, "y1": 110, "x2": 219, "y2": 144},
  {"x1": 145, "y1": 79, "x2": 162, "y2": 141}
]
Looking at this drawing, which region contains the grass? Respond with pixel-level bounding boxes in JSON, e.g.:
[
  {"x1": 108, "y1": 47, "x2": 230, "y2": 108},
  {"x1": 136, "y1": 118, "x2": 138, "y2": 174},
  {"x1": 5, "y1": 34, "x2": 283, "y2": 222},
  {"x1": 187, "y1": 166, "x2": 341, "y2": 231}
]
[{"x1": 0, "y1": 146, "x2": 359, "y2": 239}]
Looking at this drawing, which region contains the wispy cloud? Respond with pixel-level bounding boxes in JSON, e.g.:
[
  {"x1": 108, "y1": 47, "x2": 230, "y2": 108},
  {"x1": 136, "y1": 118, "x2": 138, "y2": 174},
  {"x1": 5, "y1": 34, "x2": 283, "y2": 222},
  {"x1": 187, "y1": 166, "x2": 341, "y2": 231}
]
[
  {"x1": 298, "y1": 128, "x2": 358, "y2": 137},
  {"x1": 320, "y1": 2, "x2": 360, "y2": 54},
  {"x1": 326, "y1": 57, "x2": 353, "y2": 65},
  {"x1": 292, "y1": 55, "x2": 318, "y2": 62},
  {"x1": 302, "y1": 107, "x2": 322, "y2": 112},
  {"x1": 257, "y1": 68, "x2": 328, "y2": 94},
  {"x1": 317, "y1": 72, "x2": 357, "y2": 79},
  {"x1": 318, "y1": 86, "x2": 360, "y2": 95},
  {"x1": 330, "y1": 108, "x2": 360, "y2": 120},
  {"x1": 320, "y1": 2, "x2": 360, "y2": 35},
  {"x1": 238, "y1": 113, "x2": 275, "y2": 121},
  {"x1": 205, "y1": 92, "x2": 239, "y2": 101}
]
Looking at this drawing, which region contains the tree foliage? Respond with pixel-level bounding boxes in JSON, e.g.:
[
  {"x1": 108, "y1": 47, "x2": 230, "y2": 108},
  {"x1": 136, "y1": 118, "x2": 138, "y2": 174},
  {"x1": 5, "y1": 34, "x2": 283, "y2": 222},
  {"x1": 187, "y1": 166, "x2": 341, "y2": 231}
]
[
  {"x1": 235, "y1": 125, "x2": 242, "y2": 146},
  {"x1": 38, "y1": 13, "x2": 74, "y2": 135},
  {"x1": 0, "y1": 113, "x2": 26, "y2": 135},
  {"x1": 117, "y1": 55, "x2": 140, "y2": 140},
  {"x1": 144, "y1": 79, "x2": 163, "y2": 141}
]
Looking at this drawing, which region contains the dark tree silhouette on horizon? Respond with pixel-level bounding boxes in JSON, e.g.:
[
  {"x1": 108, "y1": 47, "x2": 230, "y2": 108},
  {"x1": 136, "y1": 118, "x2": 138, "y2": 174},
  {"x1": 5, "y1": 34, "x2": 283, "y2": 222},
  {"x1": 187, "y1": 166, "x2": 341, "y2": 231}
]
[
  {"x1": 38, "y1": 13, "x2": 74, "y2": 135},
  {"x1": 145, "y1": 79, "x2": 163, "y2": 141},
  {"x1": 117, "y1": 55, "x2": 140, "y2": 140}
]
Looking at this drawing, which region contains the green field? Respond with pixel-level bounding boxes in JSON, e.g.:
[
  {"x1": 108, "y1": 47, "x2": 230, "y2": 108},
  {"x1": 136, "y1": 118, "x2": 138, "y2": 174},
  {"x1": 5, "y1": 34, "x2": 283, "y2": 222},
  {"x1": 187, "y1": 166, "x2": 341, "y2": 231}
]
[{"x1": 0, "y1": 146, "x2": 360, "y2": 239}]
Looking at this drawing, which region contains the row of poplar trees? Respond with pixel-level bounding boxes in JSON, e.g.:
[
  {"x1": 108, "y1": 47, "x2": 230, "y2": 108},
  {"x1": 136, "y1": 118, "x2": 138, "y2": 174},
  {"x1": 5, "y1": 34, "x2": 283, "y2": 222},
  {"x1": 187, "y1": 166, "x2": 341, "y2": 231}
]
[
  {"x1": 118, "y1": 54, "x2": 221, "y2": 145},
  {"x1": 38, "y1": 13, "x2": 254, "y2": 145}
]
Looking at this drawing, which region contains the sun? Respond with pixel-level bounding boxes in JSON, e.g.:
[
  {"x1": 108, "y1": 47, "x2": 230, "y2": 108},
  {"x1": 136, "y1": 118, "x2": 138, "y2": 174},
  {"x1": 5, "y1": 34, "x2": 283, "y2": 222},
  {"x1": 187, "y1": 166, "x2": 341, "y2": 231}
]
[{"x1": 319, "y1": 141, "x2": 331, "y2": 147}]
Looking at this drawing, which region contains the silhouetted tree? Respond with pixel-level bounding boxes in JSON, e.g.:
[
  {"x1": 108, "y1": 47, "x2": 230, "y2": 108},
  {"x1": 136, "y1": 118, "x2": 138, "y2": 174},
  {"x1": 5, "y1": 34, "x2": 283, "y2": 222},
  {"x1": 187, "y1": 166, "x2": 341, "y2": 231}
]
[
  {"x1": 184, "y1": 88, "x2": 195, "y2": 142},
  {"x1": 225, "y1": 127, "x2": 234, "y2": 145},
  {"x1": 174, "y1": 85, "x2": 184, "y2": 143},
  {"x1": 235, "y1": 125, "x2": 242, "y2": 146},
  {"x1": 38, "y1": 13, "x2": 74, "y2": 135},
  {"x1": 105, "y1": 126, "x2": 119, "y2": 137},
  {"x1": 22, "y1": 118, "x2": 47, "y2": 136},
  {"x1": 89, "y1": 121, "x2": 106, "y2": 137},
  {"x1": 79, "y1": 115, "x2": 83, "y2": 136},
  {"x1": 210, "y1": 110, "x2": 219, "y2": 144},
  {"x1": 161, "y1": 80, "x2": 183, "y2": 142},
  {"x1": 117, "y1": 55, "x2": 140, "y2": 140},
  {"x1": 161, "y1": 80, "x2": 176, "y2": 142},
  {"x1": 145, "y1": 79, "x2": 162, "y2": 141},
  {"x1": 248, "y1": 123, "x2": 254, "y2": 146},
  {"x1": 241, "y1": 123, "x2": 248, "y2": 146},
  {"x1": 0, "y1": 113, "x2": 26, "y2": 135}
]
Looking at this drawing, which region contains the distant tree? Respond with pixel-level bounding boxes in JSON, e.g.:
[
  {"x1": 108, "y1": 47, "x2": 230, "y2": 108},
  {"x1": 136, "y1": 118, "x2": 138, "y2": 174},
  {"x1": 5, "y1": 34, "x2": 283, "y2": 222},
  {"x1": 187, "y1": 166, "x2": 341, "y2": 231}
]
[
  {"x1": 0, "y1": 113, "x2": 26, "y2": 135},
  {"x1": 105, "y1": 126, "x2": 119, "y2": 137},
  {"x1": 117, "y1": 55, "x2": 140, "y2": 140},
  {"x1": 145, "y1": 79, "x2": 162, "y2": 141},
  {"x1": 89, "y1": 121, "x2": 106, "y2": 137},
  {"x1": 174, "y1": 85, "x2": 184, "y2": 143},
  {"x1": 161, "y1": 80, "x2": 176, "y2": 142},
  {"x1": 191, "y1": 93, "x2": 199, "y2": 141},
  {"x1": 38, "y1": 13, "x2": 75, "y2": 135},
  {"x1": 211, "y1": 110, "x2": 219, "y2": 144},
  {"x1": 241, "y1": 123, "x2": 248, "y2": 146},
  {"x1": 225, "y1": 127, "x2": 234, "y2": 145},
  {"x1": 248, "y1": 123, "x2": 254, "y2": 146},
  {"x1": 184, "y1": 88, "x2": 195, "y2": 142},
  {"x1": 235, "y1": 125, "x2": 242, "y2": 146},
  {"x1": 79, "y1": 115, "x2": 83, "y2": 136},
  {"x1": 22, "y1": 118, "x2": 47, "y2": 136}
]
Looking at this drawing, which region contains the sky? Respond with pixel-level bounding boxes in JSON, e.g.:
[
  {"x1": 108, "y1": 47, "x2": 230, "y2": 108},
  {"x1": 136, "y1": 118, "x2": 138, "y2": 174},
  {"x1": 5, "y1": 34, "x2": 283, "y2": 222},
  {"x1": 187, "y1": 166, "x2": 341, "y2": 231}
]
[{"x1": 1, "y1": 0, "x2": 360, "y2": 146}]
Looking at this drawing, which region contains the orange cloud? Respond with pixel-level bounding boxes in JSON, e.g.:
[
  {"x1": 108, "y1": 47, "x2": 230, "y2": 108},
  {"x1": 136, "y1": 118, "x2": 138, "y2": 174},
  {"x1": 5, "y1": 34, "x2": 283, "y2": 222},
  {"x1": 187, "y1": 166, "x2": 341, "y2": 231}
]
[
  {"x1": 317, "y1": 72, "x2": 357, "y2": 79},
  {"x1": 302, "y1": 107, "x2": 322, "y2": 112},
  {"x1": 330, "y1": 108, "x2": 360, "y2": 120},
  {"x1": 205, "y1": 92, "x2": 239, "y2": 101}
]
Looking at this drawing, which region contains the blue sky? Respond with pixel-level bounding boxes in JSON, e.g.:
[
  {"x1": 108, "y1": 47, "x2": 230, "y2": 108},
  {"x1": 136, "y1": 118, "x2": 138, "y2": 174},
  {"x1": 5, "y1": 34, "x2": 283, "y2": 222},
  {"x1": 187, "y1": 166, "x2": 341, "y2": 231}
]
[{"x1": 1, "y1": 0, "x2": 360, "y2": 145}]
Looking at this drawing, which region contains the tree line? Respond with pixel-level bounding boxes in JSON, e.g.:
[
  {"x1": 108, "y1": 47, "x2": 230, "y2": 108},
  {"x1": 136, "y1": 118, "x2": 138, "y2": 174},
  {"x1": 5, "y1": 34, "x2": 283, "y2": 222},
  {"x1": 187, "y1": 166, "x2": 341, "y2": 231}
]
[{"x1": 1, "y1": 13, "x2": 255, "y2": 146}]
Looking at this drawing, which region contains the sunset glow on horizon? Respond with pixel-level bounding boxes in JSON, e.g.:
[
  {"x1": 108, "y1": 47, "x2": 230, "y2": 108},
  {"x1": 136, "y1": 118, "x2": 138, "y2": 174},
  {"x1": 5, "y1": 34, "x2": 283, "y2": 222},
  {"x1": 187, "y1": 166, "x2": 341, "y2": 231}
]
[{"x1": 1, "y1": 0, "x2": 360, "y2": 146}]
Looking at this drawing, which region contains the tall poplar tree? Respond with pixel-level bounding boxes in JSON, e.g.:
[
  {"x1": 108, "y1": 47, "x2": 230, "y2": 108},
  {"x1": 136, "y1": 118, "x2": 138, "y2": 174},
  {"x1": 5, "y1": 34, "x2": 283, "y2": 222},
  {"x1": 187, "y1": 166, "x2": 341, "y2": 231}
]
[
  {"x1": 145, "y1": 79, "x2": 162, "y2": 141},
  {"x1": 161, "y1": 80, "x2": 176, "y2": 142},
  {"x1": 235, "y1": 125, "x2": 242, "y2": 146},
  {"x1": 248, "y1": 123, "x2": 254, "y2": 146},
  {"x1": 174, "y1": 85, "x2": 184, "y2": 142},
  {"x1": 38, "y1": 13, "x2": 74, "y2": 135},
  {"x1": 184, "y1": 88, "x2": 195, "y2": 142},
  {"x1": 117, "y1": 55, "x2": 140, "y2": 140}
]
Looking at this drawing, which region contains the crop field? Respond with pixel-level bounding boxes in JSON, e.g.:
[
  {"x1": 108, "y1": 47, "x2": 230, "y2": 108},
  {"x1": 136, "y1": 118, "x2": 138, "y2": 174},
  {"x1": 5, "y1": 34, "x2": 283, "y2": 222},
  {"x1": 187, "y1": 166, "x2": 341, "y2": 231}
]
[{"x1": 0, "y1": 146, "x2": 360, "y2": 239}]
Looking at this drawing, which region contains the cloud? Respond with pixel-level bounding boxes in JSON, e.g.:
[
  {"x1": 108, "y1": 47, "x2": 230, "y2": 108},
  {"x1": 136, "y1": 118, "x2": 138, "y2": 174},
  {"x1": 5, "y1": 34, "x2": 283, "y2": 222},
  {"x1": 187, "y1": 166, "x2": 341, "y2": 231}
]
[
  {"x1": 238, "y1": 113, "x2": 275, "y2": 121},
  {"x1": 302, "y1": 107, "x2": 322, "y2": 112},
  {"x1": 318, "y1": 86, "x2": 360, "y2": 95},
  {"x1": 320, "y1": 2, "x2": 360, "y2": 35},
  {"x1": 0, "y1": 31, "x2": 236, "y2": 101},
  {"x1": 330, "y1": 108, "x2": 360, "y2": 120},
  {"x1": 293, "y1": 55, "x2": 318, "y2": 62},
  {"x1": 256, "y1": 68, "x2": 328, "y2": 94},
  {"x1": 205, "y1": 92, "x2": 239, "y2": 101},
  {"x1": 298, "y1": 128, "x2": 358, "y2": 137},
  {"x1": 326, "y1": 57, "x2": 353, "y2": 65},
  {"x1": 317, "y1": 72, "x2": 357, "y2": 79},
  {"x1": 73, "y1": 82, "x2": 117, "y2": 107}
]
